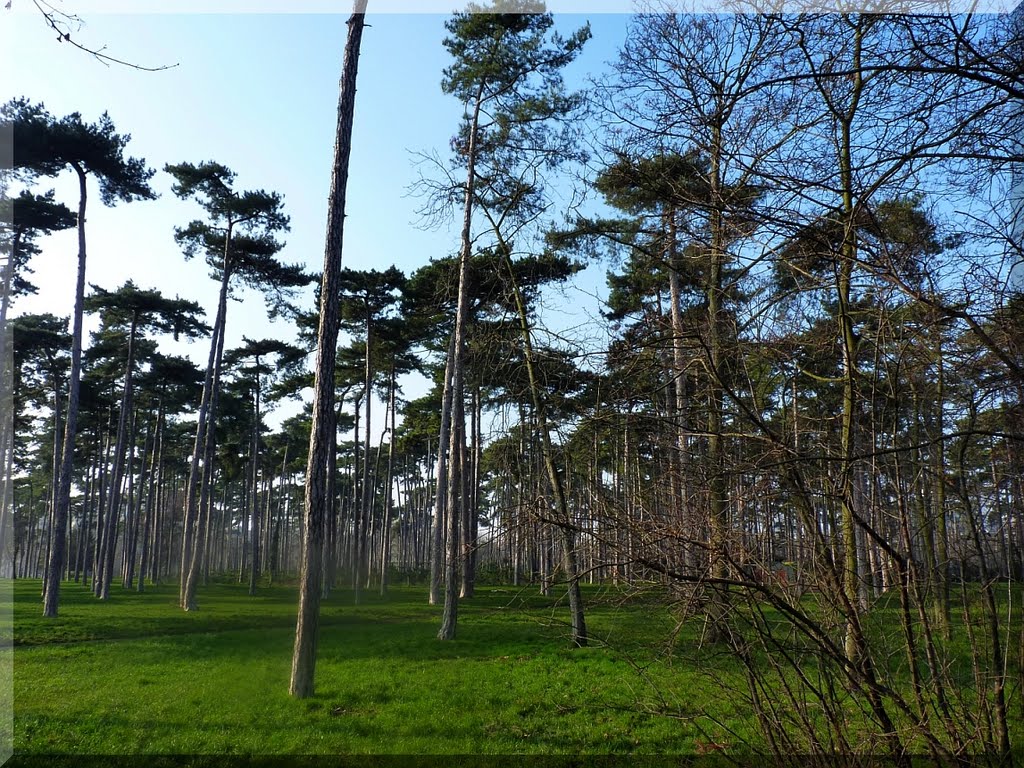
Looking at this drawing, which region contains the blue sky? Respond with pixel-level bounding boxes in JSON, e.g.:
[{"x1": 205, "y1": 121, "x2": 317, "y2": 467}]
[{"x1": 3, "y1": 9, "x2": 629, "y2": 428}]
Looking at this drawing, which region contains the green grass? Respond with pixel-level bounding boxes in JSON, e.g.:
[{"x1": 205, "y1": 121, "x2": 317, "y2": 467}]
[
  {"x1": 9, "y1": 578, "x2": 742, "y2": 756},
  {"x1": 7, "y1": 577, "x2": 1022, "y2": 758}
]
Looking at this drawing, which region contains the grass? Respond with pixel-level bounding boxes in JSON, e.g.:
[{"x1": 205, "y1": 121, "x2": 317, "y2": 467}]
[
  {"x1": 6, "y1": 577, "x2": 1022, "y2": 759},
  {"x1": 8, "y1": 578, "x2": 745, "y2": 757}
]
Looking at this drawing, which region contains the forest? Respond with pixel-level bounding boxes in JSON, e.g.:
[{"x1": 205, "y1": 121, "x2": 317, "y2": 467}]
[{"x1": 2, "y1": 0, "x2": 1023, "y2": 762}]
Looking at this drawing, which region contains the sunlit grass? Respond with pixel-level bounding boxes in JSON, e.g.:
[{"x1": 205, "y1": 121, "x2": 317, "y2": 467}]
[
  {"x1": 11, "y1": 578, "x2": 723, "y2": 756},
  {"x1": 10, "y1": 577, "x2": 1021, "y2": 758}
]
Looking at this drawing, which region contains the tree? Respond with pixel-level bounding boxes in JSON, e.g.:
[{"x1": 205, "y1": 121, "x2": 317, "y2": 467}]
[
  {"x1": 223, "y1": 337, "x2": 304, "y2": 596},
  {"x1": 4, "y1": 97, "x2": 156, "y2": 617},
  {"x1": 335, "y1": 265, "x2": 406, "y2": 601},
  {"x1": 131, "y1": 352, "x2": 203, "y2": 590},
  {"x1": 165, "y1": 159, "x2": 302, "y2": 611},
  {"x1": 431, "y1": 0, "x2": 590, "y2": 643},
  {"x1": 0, "y1": 190, "x2": 76, "y2": 328},
  {"x1": 0, "y1": 190, "x2": 75, "y2": 569},
  {"x1": 84, "y1": 281, "x2": 206, "y2": 599},
  {"x1": 7, "y1": 314, "x2": 70, "y2": 582},
  {"x1": 291, "y1": 0, "x2": 368, "y2": 699}
]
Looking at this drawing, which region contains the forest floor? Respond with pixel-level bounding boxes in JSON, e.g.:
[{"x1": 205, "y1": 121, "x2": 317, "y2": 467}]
[
  {"x1": 7, "y1": 578, "x2": 748, "y2": 759},
  {"x1": 4, "y1": 577, "x2": 1024, "y2": 762}
]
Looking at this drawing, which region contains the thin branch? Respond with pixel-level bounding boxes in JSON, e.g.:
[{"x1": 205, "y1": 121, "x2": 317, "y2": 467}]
[{"x1": 30, "y1": 0, "x2": 178, "y2": 72}]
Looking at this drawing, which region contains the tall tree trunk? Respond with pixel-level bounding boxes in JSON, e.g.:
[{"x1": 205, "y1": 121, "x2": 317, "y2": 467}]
[
  {"x1": 498, "y1": 237, "x2": 587, "y2": 647},
  {"x1": 666, "y1": 209, "x2": 690, "y2": 563},
  {"x1": 437, "y1": 83, "x2": 485, "y2": 638},
  {"x1": 137, "y1": 406, "x2": 160, "y2": 592},
  {"x1": 705, "y1": 120, "x2": 731, "y2": 642},
  {"x1": 438, "y1": 391, "x2": 463, "y2": 640},
  {"x1": 42, "y1": 162, "x2": 88, "y2": 618},
  {"x1": 380, "y1": 364, "x2": 396, "y2": 596},
  {"x1": 99, "y1": 314, "x2": 138, "y2": 600},
  {"x1": 430, "y1": 333, "x2": 457, "y2": 606},
  {"x1": 291, "y1": 0, "x2": 367, "y2": 699},
  {"x1": 42, "y1": 388, "x2": 63, "y2": 597},
  {"x1": 355, "y1": 317, "x2": 373, "y2": 604},
  {"x1": 249, "y1": 365, "x2": 262, "y2": 596},
  {"x1": 181, "y1": 254, "x2": 231, "y2": 609},
  {"x1": 183, "y1": 294, "x2": 228, "y2": 609},
  {"x1": 149, "y1": 408, "x2": 165, "y2": 586},
  {"x1": 460, "y1": 385, "x2": 480, "y2": 599},
  {"x1": 837, "y1": 23, "x2": 868, "y2": 664},
  {"x1": 931, "y1": 320, "x2": 951, "y2": 636},
  {"x1": 123, "y1": 405, "x2": 144, "y2": 588}
]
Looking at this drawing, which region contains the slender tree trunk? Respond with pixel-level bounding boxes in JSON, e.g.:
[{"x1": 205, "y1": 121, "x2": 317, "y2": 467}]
[
  {"x1": 291, "y1": 0, "x2": 367, "y2": 699},
  {"x1": 249, "y1": 365, "x2": 262, "y2": 596},
  {"x1": 181, "y1": 253, "x2": 231, "y2": 609},
  {"x1": 137, "y1": 408, "x2": 159, "y2": 592},
  {"x1": 837, "y1": 26, "x2": 867, "y2": 664},
  {"x1": 42, "y1": 163, "x2": 88, "y2": 618},
  {"x1": 184, "y1": 313, "x2": 228, "y2": 607},
  {"x1": 380, "y1": 364, "x2": 396, "y2": 596},
  {"x1": 438, "y1": 392, "x2": 464, "y2": 640},
  {"x1": 430, "y1": 333, "x2": 457, "y2": 606},
  {"x1": 437, "y1": 83, "x2": 485, "y2": 636},
  {"x1": 149, "y1": 409, "x2": 165, "y2": 586},
  {"x1": 124, "y1": 406, "x2": 144, "y2": 588},
  {"x1": 498, "y1": 236, "x2": 587, "y2": 646},
  {"x1": 355, "y1": 317, "x2": 373, "y2": 604},
  {"x1": 667, "y1": 210, "x2": 690, "y2": 556},
  {"x1": 42, "y1": 389, "x2": 63, "y2": 597},
  {"x1": 460, "y1": 386, "x2": 480, "y2": 599},
  {"x1": 99, "y1": 315, "x2": 137, "y2": 600}
]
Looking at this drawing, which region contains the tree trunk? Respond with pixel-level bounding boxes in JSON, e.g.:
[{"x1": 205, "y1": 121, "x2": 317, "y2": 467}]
[
  {"x1": 499, "y1": 237, "x2": 587, "y2": 647},
  {"x1": 249, "y1": 364, "x2": 261, "y2": 596},
  {"x1": 438, "y1": 393, "x2": 463, "y2": 640},
  {"x1": 183, "y1": 294, "x2": 228, "y2": 610},
  {"x1": 380, "y1": 364, "x2": 396, "y2": 596},
  {"x1": 42, "y1": 163, "x2": 88, "y2": 618},
  {"x1": 181, "y1": 251, "x2": 231, "y2": 609},
  {"x1": 355, "y1": 316, "x2": 373, "y2": 604},
  {"x1": 138, "y1": 406, "x2": 160, "y2": 592},
  {"x1": 437, "y1": 83, "x2": 485, "y2": 637},
  {"x1": 290, "y1": 0, "x2": 367, "y2": 699},
  {"x1": 430, "y1": 333, "x2": 457, "y2": 606},
  {"x1": 99, "y1": 314, "x2": 138, "y2": 600}
]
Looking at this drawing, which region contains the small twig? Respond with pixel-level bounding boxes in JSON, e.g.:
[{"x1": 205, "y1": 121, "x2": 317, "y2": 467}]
[{"x1": 29, "y1": 0, "x2": 178, "y2": 72}]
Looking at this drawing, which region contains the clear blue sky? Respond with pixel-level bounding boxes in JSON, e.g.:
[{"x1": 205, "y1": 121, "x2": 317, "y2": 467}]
[{"x1": 3, "y1": 9, "x2": 630, "y2": 429}]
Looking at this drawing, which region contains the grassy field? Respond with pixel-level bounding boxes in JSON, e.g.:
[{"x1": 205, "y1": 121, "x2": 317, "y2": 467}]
[
  {"x1": 6, "y1": 576, "x2": 1023, "y2": 761},
  {"x1": 8, "y1": 578, "x2": 749, "y2": 758}
]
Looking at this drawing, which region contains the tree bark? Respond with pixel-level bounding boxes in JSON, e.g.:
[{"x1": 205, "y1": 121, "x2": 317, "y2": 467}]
[
  {"x1": 380, "y1": 364, "x2": 396, "y2": 596},
  {"x1": 498, "y1": 235, "x2": 587, "y2": 647},
  {"x1": 180, "y1": 251, "x2": 231, "y2": 609},
  {"x1": 183, "y1": 291, "x2": 228, "y2": 610},
  {"x1": 290, "y1": 0, "x2": 367, "y2": 698},
  {"x1": 42, "y1": 163, "x2": 87, "y2": 618}
]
